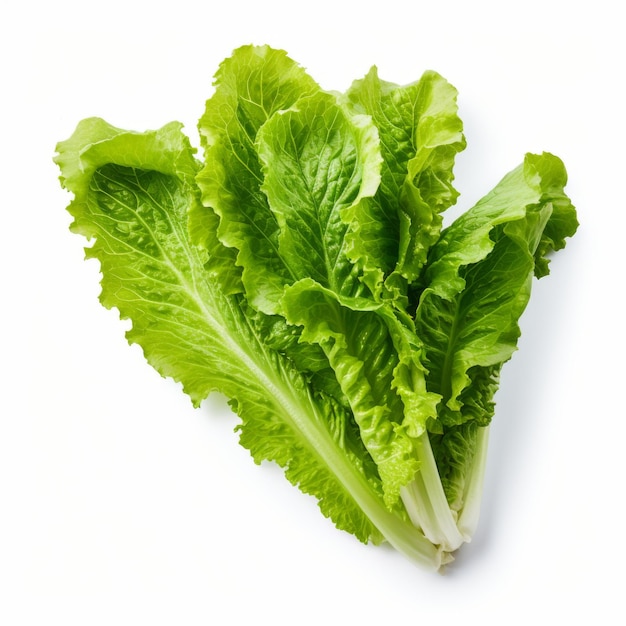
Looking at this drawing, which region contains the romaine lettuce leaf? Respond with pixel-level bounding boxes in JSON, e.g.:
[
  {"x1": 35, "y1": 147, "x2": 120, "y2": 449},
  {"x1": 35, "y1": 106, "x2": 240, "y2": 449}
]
[
  {"x1": 195, "y1": 44, "x2": 321, "y2": 312},
  {"x1": 345, "y1": 67, "x2": 466, "y2": 295},
  {"x1": 55, "y1": 115, "x2": 443, "y2": 568},
  {"x1": 256, "y1": 90, "x2": 381, "y2": 299},
  {"x1": 415, "y1": 152, "x2": 577, "y2": 509},
  {"x1": 417, "y1": 152, "x2": 577, "y2": 415}
]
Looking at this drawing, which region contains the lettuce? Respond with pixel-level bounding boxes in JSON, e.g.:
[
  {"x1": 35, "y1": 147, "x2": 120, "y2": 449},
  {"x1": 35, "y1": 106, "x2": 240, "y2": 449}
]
[{"x1": 54, "y1": 44, "x2": 578, "y2": 570}]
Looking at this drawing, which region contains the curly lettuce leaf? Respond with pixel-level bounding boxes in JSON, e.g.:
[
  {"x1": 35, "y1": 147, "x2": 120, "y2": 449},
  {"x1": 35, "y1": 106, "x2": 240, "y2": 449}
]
[
  {"x1": 256, "y1": 90, "x2": 381, "y2": 299},
  {"x1": 415, "y1": 152, "x2": 578, "y2": 506},
  {"x1": 195, "y1": 45, "x2": 321, "y2": 312},
  {"x1": 418, "y1": 152, "x2": 577, "y2": 412},
  {"x1": 54, "y1": 117, "x2": 443, "y2": 567},
  {"x1": 281, "y1": 281, "x2": 425, "y2": 506},
  {"x1": 345, "y1": 68, "x2": 466, "y2": 294}
]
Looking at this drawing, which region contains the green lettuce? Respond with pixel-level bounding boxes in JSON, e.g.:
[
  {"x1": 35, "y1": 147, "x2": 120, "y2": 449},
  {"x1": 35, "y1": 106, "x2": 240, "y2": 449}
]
[{"x1": 54, "y1": 44, "x2": 578, "y2": 570}]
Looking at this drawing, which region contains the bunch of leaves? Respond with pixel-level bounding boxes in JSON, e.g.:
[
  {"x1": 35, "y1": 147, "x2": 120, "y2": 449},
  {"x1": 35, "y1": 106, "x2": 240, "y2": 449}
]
[{"x1": 54, "y1": 45, "x2": 577, "y2": 570}]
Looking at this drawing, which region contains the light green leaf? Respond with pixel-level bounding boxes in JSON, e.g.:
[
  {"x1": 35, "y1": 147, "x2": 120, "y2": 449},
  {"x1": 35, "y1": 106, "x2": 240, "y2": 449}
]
[
  {"x1": 55, "y1": 119, "x2": 413, "y2": 549},
  {"x1": 281, "y1": 280, "x2": 416, "y2": 506},
  {"x1": 194, "y1": 44, "x2": 320, "y2": 312},
  {"x1": 415, "y1": 152, "x2": 576, "y2": 504},
  {"x1": 257, "y1": 90, "x2": 381, "y2": 299},
  {"x1": 417, "y1": 153, "x2": 575, "y2": 412},
  {"x1": 345, "y1": 68, "x2": 466, "y2": 290},
  {"x1": 281, "y1": 279, "x2": 440, "y2": 506}
]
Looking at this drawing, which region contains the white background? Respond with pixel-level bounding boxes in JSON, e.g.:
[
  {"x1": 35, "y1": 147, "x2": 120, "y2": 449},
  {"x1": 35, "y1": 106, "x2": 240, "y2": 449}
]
[{"x1": 1, "y1": 1, "x2": 624, "y2": 623}]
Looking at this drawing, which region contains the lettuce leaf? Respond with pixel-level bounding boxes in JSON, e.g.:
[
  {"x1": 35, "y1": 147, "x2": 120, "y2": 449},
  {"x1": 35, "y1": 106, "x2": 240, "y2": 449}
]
[
  {"x1": 195, "y1": 44, "x2": 320, "y2": 311},
  {"x1": 54, "y1": 114, "x2": 442, "y2": 568},
  {"x1": 257, "y1": 90, "x2": 381, "y2": 299},
  {"x1": 345, "y1": 67, "x2": 466, "y2": 297},
  {"x1": 414, "y1": 152, "x2": 577, "y2": 515}
]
